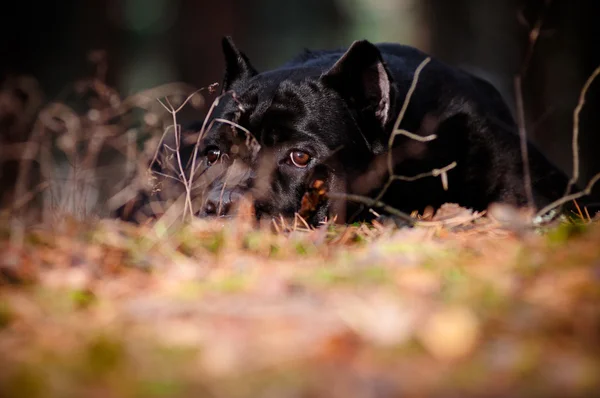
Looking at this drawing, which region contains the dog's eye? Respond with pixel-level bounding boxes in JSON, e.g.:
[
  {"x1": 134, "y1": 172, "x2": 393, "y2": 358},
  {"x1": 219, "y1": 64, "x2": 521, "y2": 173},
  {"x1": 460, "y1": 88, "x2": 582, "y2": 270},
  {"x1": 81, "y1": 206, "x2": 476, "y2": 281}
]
[
  {"x1": 206, "y1": 147, "x2": 221, "y2": 165},
  {"x1": 289, "y1": 150, "x2": 311, "y2": 168}
]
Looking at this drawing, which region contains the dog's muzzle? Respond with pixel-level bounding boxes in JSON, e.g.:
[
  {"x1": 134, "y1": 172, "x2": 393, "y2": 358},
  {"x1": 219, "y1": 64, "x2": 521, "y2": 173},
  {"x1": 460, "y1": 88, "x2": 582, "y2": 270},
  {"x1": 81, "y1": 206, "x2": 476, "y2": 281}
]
[{"x1": 202, "y1": 184, "x2": 246, "y2": 217}]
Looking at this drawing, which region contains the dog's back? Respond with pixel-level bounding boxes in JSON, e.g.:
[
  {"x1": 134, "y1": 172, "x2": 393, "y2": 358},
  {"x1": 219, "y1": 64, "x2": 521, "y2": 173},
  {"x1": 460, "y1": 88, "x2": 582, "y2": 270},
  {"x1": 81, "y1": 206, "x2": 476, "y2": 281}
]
[{"x1": 281, "y1": 43, "x2": 570, "y2": 213}]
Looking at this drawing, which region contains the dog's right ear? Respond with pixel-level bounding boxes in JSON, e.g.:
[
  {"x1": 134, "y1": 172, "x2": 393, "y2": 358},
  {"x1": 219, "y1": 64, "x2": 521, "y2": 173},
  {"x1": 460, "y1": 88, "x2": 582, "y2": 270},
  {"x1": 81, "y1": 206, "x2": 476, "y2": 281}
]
[{"x1": 221, "y1": 36, "x2": 257, "y2": 92}]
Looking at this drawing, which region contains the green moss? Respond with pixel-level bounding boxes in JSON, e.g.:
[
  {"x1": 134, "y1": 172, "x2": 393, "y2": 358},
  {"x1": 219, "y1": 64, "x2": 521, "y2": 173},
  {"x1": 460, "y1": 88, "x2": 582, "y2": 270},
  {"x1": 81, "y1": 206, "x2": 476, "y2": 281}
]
[
  {"x1": 69, "y1": 289, "x2": 96, "y2": 309},
  {"x1": 546, "y1": 221, "x2": 587, "y2": 245},
  {"x1": 242, "y1": 231, "x2": 263, "y2": 252},
  {"x1": 203, "y1": 230, "x2": 226, "y2": 254},
  {"x1": 269, "y1": 243, "x2": 281, "y2": 257},
  {"x1": 83, "y1": 334, "x2": 125, "y2": 375},
  {"x1": 211, "y1": 273, "x2": 249, "y2": 293},
  {"x1": 302, "y1": 265, "x2": 391, "y2": 287},
  {"x1": 439, "y1": 266, "x2": 470, "y2": 302},
  {"x1": 294, "y1": 240, "x2": 316, "y2": 256},
  {"x1": 2, "y1": 365, "x2": 47, "y2": 398},
  {"x1": 136, "y1": 379, "x2": 185, "y2": 398},
  {"x1": 171, "y1": 281, "x2": 205, "y2": 300},
  {"x1": 0, "y1": 300, "x2": 14, "y2": 329}
]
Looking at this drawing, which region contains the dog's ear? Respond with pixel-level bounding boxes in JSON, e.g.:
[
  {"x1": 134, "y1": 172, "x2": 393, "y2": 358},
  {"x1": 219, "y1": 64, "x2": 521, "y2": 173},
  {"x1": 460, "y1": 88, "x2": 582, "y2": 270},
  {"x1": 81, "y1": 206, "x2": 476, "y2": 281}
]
[
  {"x1": 221, "y1": 36, "x2": 257, "y2": 92},
  {"x1": 321, "y1": 40, "x2": 394, "y2": 127}
]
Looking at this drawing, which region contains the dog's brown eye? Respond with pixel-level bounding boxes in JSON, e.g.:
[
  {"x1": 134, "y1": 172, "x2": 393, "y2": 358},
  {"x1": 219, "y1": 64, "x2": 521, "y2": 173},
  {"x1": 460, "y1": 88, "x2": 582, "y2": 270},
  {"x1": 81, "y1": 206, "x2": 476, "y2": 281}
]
[
  {"x1": 206, "y1": 148, "x2": 221, "y2": 165},
  {"x1": 290, "y1": 150, "x2": 310, "y2": 168}
]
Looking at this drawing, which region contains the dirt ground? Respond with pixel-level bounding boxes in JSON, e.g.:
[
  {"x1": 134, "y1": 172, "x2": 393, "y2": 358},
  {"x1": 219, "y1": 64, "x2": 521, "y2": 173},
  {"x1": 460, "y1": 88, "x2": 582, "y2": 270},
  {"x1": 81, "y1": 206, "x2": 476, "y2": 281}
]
[{"x1": 1, "y1": 208, "x2": 599, "y2": 398}]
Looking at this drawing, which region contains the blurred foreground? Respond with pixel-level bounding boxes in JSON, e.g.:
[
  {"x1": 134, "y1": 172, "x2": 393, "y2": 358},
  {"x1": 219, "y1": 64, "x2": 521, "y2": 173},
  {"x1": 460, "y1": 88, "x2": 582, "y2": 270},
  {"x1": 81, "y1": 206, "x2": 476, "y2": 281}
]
[{"x1": 1, "y1": 210, "x2": 599, "y2": 398}]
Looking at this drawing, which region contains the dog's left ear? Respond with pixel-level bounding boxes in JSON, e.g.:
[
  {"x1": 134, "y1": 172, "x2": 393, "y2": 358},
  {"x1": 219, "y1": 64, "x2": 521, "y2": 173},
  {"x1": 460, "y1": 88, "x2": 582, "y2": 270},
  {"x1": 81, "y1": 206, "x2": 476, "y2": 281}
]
[
  {"x1": 221, "y1": 36, "x2": 258, "y2": 92},
  {"x1": 321, "y1": 40, "x2": 394, "y2": 127}
]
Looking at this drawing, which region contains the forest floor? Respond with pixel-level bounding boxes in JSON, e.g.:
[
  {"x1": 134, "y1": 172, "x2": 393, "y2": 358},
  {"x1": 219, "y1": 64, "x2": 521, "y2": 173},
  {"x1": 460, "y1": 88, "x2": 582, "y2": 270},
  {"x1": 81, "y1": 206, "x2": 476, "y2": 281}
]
[{"x1": 1, "y1": 207, "x2": 600, "y2": 398}]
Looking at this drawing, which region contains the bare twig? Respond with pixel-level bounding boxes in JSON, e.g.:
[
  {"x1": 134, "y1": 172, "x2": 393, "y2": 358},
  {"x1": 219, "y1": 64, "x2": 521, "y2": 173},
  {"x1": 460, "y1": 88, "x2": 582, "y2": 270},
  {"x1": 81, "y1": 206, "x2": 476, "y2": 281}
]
[
  {"x1": 372, "y1": 57, "x2": 447, "y2": 205},
  {"x1": 329, "y1": 193, "x2": 416, "y2": 225},
  {"x1": 536, "y1": 171, "x2": 600, "y2": 219},
  {"x1": 384, "y1": 57, "x2": 432, "y2": 188},
  {"x1": 514, "y1": 76, "x2": 535, "y2": 208},
  {"x1": 343, "y1": 57, "x2": 461, "y2": 223},
  {"x1": 188, "y1": 88, "x2": 229, "y2": 189},
  {"x1": 584, "y1": 206, "x2": 592, "y2": 222},
  {"x1": 12, "y1": 122, "x2": 44, "y2": 215},
  {"x1": 157, "y1": 97, "x2": 194, "y2": 219},
  {"x1": 149, "y1": 125, "x2": 174, "y2": 172},
  {"x1": 155, "y1": 85, "x2": 217, "y2": 219},
  {"x1": 391, "y1": 161, "x2": 457, "y2": 186},
  {"x1": 295, "y1": 213, "x2": 312, "y2": 230},
  {"x1": 329, "y1": 192, "x2": 482, "y2": 228},
  {"x1": 514, "y1": 0, "x2": 552, "y2": 210},
  {"x1": 213, "y1": 118, "x2": 257, "y2": 143},
  {"x1": 153, "y1": 171, "x2": 184, "y2": 183},
  {"x1": 390, "y1": 58, "x2": 432, "y2": 140},
  {"x1": 573, "y1": 199, "x2": 585, "y2": 222},
  {"x1": 393, "y1": 129, "x2": 437, "y2": 143},
  {"x1": 12, "y1": 182, "x2": 51, "y2": 211},
  {"x1": 564, "y1": 65, "x2": 600, "y2": 196}
]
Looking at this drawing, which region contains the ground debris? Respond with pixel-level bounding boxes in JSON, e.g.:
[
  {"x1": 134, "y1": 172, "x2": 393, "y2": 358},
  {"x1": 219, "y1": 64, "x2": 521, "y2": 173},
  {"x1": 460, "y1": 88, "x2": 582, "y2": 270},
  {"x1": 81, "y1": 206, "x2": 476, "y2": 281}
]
[{"x1": 1, "y1": 215, "x2": 600, "y2": 397}]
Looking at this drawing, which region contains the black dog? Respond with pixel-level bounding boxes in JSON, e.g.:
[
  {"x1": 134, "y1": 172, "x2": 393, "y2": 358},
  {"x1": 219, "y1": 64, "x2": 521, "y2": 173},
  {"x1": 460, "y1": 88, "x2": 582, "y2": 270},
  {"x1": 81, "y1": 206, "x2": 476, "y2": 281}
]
[{"x1": 186, "y1": 37, "x2": 569, "y2": 225}]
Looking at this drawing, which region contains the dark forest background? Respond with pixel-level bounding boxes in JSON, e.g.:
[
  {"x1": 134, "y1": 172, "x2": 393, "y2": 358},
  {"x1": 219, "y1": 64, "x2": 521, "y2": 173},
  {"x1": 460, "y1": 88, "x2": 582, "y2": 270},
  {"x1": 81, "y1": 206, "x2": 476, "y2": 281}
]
[{"x1": 1, "y1": 0, "x2": 599, "y2": 199}]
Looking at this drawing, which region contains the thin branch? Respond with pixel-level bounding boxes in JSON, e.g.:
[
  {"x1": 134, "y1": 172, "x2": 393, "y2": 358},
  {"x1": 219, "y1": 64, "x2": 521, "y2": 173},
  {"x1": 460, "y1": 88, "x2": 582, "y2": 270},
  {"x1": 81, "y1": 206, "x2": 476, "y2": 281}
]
[
  {"x1": 188, "y1": 92, "x2": 226, "y2": 188},
  {"x1": 514, "y1": 0, "x2": 552, "y2": 210},
  {"x1": 536, "y1": 171, "x2": 600, "y2": 219},
  {"x1": 519, "y1": 4, "x2": 548, "y2": 77},
  {"x1": 372, "y1": 57, "x2": 435, "y2": 204},
  {"x1": 390, "y1": 58, "x2": 432, "y2": 138},
  {"x1": 213, "y1": 118, "x2": 256, "y2": 141},
  {"x1": 565, "y1": 65, "x2": 600, "y2": 196},
  {"x1": 393, "y1": 129, "x2": 437, "y2": 142},
  {"x1": 217, "y1": 159, "x2": 236, "y2": 216},
  {"x1": 328, "y1": 192, "x2": 482, "y2": 228},
  {"x1": 153, "y1": 86, "x2": 220, "y2": 219},
  {"x1": 343, "y1": 57, "x2": 458, "y2": 223},
  {"x1": 12, "y1": 182, "x2": 51, "y2": 210},
  {"x1": 514, "y1": 76, "x2": 535, "y2": 208},
  {"x1": 173, "y1": 84, "x2": 216, "y2": 114},
  {"x1": 391, "y1": 161, "x2": 457, "y2": 183},
  {"x1": 153, "y1": 171, "x2": 184, "y2": 183},
  {"x1": 295, "y1": 213, "x2": 312, "y2": 230},
  {"x1": 386, "y1": 58, "x2": 432, "y2": 178},
  {"x1": 156, "y1": 97, "x2": 194, "y2": 219},
  {"x1": 329, "y1": 193, "x2": 416, "y2": 225}
]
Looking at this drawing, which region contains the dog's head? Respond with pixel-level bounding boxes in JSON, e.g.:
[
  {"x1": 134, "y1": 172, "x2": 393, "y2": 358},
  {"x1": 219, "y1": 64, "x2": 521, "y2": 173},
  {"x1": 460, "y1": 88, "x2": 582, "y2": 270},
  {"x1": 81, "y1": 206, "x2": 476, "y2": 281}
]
[{"x1": 194, "y1": 37, "x2": 397, "y2": 224}]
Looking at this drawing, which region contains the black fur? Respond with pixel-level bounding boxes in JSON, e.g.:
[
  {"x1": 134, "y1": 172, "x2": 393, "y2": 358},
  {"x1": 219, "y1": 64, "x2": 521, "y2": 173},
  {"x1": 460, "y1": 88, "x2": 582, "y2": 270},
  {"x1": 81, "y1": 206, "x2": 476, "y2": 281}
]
[{"x1": 186, "y1": 38, "x2": 571, "y2": 224}]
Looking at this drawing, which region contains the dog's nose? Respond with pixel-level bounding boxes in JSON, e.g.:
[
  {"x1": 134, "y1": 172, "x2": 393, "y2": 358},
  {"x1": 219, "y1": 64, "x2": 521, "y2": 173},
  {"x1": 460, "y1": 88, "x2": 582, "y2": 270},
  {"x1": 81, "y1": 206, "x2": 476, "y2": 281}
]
[
  {"x1": 204, "y1": 198, "x2": 232, "y2": 216},
  {"x1": 203, "y1": 189, "x2": 240, "y2": 217}
]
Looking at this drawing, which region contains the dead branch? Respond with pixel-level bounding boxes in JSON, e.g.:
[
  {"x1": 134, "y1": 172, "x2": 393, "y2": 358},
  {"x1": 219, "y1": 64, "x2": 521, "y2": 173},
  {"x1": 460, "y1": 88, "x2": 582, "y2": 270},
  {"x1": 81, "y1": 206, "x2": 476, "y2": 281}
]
[
  {"x1": 188, "y1": 89, "x2": 228, "y2": 190},
  {"x1": 328, "y1": 192, "x2": 484, "y2": 228},
  {"x1": 343, "y1": 57, "x2": 462, "y2": 223},
  {"x1": 393, "y1": 129, "x2": 437, "y2": 142},
  {"x1": 514, "y1": 1, "x2": 552, "y2": 210},
  {"x1": 391, "y1": 161, "x2": 457, "y2": 190},
  {"x1": 535, "y1": 171, "x2": 600, "y2": 220},
  {"x1": 373, "y1": 57, "x2": 433, "y2": 203},
  {"x1": 329, "y1": 193, "x2": 416, "y2": 225},
  {"x1": 564, "y1": 65, "x2": 600, "y2": 196},
  {"x1": 155, "y1": 85, "x2": 218, "y2": 219},
  {"x1": 514, "y1": 77, "x2": 535, "y2": 208},
  {"x1": 157, "y1": 97, "x2": 194, "y2": 219},
  {"x1": 374, "y1": 57, "x2": 445, "y2": 202},
  {"x1": 370, "y1": 58, "x2": 456, "y2": 204}
]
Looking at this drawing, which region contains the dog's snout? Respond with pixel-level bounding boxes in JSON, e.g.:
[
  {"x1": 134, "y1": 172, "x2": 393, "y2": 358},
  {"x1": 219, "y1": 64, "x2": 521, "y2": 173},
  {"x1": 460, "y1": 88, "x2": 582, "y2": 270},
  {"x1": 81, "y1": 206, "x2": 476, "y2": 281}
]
[
  {"x1": 203, "y1": 188, "x2": 242, "y2": 217},
  {"x1": 203, "y1": 198, "x2": 232, "y2": 216},
  {"x1": 203, "y1": 200, "x2": 224, "y2": 216}
]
